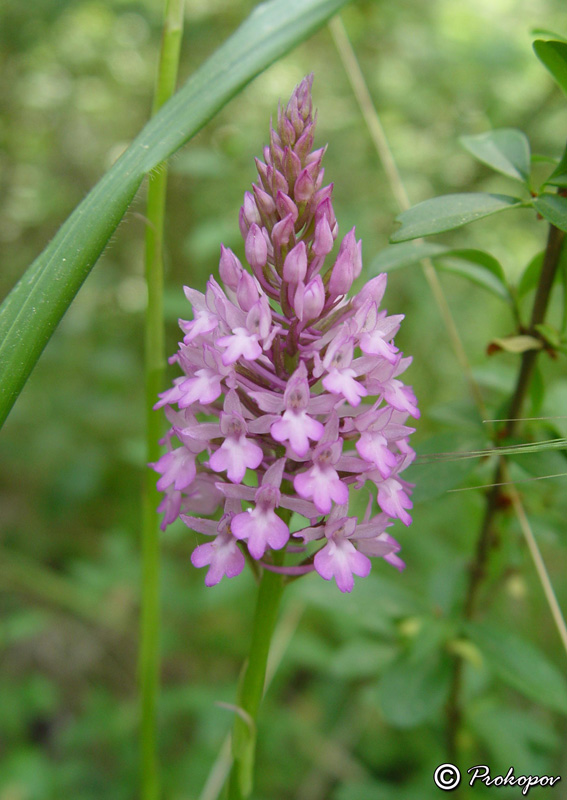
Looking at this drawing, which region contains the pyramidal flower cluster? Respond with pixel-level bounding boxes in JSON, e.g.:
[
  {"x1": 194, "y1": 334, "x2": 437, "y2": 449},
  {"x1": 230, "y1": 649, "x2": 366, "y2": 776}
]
[{"x1": 152, "y1": 76, "x2": 419, "y2": 593}]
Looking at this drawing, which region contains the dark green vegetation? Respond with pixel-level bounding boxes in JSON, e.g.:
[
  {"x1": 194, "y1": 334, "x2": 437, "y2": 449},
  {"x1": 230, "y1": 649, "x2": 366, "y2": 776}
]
[{"x1": 1, "y1": 1, "x2": 567, "y2": 797}]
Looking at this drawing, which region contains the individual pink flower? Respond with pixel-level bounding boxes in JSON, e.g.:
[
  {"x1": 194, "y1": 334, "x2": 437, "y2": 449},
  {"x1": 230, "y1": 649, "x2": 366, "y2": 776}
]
[
  {"x1": 231, "y1": 461, "x2": 290, "y2": 559},
  {"x1": 153, "y1": 447, "x2": 196, "y2": 492},
  {"x1": 270, "y1": 362, "x2": 324, "y2": 457},
  {"x1": 209, "y1": 392, "x2": 263, "y2": 483},
  {"x1": 294, "y1": 420, "x2": 349, "y2": 514}
]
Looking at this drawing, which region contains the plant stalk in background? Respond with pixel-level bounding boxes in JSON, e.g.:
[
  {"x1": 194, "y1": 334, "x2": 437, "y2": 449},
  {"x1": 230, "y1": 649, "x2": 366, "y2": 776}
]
[{"x1": 140, "y1": 2, "x2": 184, "y2": 799}]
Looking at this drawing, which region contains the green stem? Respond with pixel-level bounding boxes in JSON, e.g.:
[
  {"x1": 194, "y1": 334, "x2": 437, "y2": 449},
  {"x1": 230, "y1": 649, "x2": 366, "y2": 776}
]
[
  {"x1": 228, "y1": 561, "x2": 285, "y2": 800},
  {"x1": 139, "y1": 3, "x2": 184, "y2": 800}
]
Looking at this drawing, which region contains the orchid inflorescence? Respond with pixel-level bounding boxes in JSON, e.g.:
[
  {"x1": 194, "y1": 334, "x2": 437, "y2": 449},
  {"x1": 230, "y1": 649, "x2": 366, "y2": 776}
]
[{"x1": 152, "y1": 76, "x2": 419, "y2": 593}]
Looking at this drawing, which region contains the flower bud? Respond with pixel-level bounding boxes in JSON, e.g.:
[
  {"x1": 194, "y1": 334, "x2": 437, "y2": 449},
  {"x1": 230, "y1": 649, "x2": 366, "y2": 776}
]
[
  {"x1": 237, "y1": 271, "x2": 259, "y2": 311},
  {"x1": 283, "y1": 241, "x2": 307, "y2": 283},
  {"x1": 271, "y1": 167, "x2": 289, "y2": 195},
  {"x1": 219, "y1": 245, "x2": 243, "y2": 291},
  {"x1": 302, "y1": 275, "x2": 325, "y2": 320},
  {"x1": 311, "y1": 183, "x2": 333, "y2": 211},
  {"x1": 253, "y1": 183, "x2": 276, "y2": 216},
  {"x1": 278, "y1": 112, "x2": 296, "y2": 147},
  {"x1": 306, "y1": 145, "x2": 326, "y2": 166},
  {"x1": 255, "y1": 158, "x2": 270, "y2": 192},
  {"x1": 245, "y1": 223, "x2": 268, "y2": 270},
  {"x1": 293, "y1": 275, "x2": 325, "y2": 321},
  {"x1": 283, "y1": 148, "x2": 302, "y2": 185},
  {"x1": 328, "y1": 228, "x2": 361, "y2": 297},
  {"x1": 276, "y1": 190, "x2": 298, "y2": 223},
  {"x1": 294, "y1": 124, "x2": 315, "y2": 162},
  {"x1": 294, "y1": 73, "x2": 313, "y2": 121},
  {"x1": 269, "y1": 126, "x2": 282, "y2": 151},
  {"x1": 272, "y1": 213, "x2": 295, "y2": 250},
  {"x1": 242, "y1": 191, "x2": 260, "y2": 226},
  {"x1": 294, "y1": 168, "x2": 316, "y2": 203},
  {"x1": 312, "y1": 215, "x2": 333, "y2": 256},
  {"x1": 238, "y1": 207, "x2": 249, "y2": 239},
  {"x1": 315, "y1": 196, "x2": 337, "y2": 235}
]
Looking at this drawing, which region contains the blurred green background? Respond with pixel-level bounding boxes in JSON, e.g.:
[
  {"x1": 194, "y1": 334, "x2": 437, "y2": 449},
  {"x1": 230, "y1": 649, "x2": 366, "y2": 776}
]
[{"x1": 2, "y1": 0, "x2": 567, "y2": 797}]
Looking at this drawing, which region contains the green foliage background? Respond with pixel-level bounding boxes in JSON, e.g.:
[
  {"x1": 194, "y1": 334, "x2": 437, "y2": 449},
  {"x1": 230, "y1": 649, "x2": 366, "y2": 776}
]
[{"x1": 1, "y1": 0, "x2": 567, "y2": 797}]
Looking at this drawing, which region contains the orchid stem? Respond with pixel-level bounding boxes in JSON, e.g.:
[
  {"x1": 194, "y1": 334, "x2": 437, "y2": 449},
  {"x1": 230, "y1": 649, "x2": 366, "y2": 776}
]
[
  {"x1": 228, "y1": 556, "x2": 285, "y2": 800},
  {"x1": 140, "y1": 2, "x2": 184, "y2": 799}
]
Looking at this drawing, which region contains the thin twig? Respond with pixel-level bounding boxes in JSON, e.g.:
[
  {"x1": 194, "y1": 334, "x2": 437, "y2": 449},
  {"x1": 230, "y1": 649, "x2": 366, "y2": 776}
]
[{"x1": 502, "y1": 462, "x2": 567, "y2": 657}]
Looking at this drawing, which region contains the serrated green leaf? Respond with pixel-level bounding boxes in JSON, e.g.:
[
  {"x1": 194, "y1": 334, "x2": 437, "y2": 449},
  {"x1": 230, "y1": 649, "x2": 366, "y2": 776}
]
[
  {"x1": 467, "y1": 622, "x2": 567, "y2": 714},
  {"x1": 461, "y1": 129, "x2": 531, "y2": 182},
  {"x1": 534, "y1": 39, "x2": 567, "y2": 97},
  {"x1": 390, "y1": 193, "x2": 523, "y2": 243},
  {"x1": 0, "y1": 0, "x2": 352, "y2": 429},
  {"x1": 533, "y1": 193, "x2": 567, "y2": 232}
]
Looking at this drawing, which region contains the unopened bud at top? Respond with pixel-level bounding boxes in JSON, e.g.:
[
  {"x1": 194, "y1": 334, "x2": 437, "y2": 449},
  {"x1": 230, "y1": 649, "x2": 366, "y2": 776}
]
[
  {"x1": 283, "y1": 241, "x2": 307, "y2": 284},
  {"x1": 293, "y1": 274, "x2": 325, "y2": 322},
  {"x1": 276, "y1": 190, "x2": 298, "y2": 223},
  {"x1": 272, "y1": 214, "x2": 295, "y2": 250},
  {"x1": 328, "y1": 228, "x2": 362, "y2": 297}
]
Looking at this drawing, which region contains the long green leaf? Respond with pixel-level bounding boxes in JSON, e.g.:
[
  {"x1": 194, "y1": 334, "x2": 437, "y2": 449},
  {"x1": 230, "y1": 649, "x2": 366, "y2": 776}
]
[
  {"x1": 0, "y1": 0, "x2": 351, "y2": 429},
  {"x1": 390, "y1": 193, "x2": 523, "y2": 243}
]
